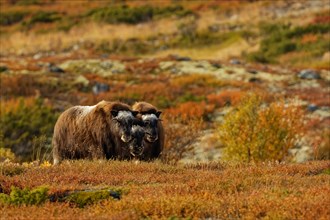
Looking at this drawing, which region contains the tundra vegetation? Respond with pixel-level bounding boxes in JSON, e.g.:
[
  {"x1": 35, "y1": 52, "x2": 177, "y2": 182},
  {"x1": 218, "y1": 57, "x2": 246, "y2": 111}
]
[{"x1": 0, "y1": 0, "x2": 329, "y2": 219}]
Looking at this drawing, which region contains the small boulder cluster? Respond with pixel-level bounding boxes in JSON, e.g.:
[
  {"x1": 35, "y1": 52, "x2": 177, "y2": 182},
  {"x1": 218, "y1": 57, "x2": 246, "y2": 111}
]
[{"x1": 52, "y1": 101, "x2": 164, "y2": 165}]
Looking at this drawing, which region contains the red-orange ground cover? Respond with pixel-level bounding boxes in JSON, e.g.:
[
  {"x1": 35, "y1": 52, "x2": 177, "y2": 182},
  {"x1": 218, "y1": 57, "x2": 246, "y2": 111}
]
[{"x1": 1, "y1": 160, "x2": 329, "y2": 219}]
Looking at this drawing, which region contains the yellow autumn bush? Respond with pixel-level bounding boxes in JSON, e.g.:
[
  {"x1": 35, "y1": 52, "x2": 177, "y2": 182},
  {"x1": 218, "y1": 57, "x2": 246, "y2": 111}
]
[{"x1": 218, "y1": 94, "x2": 304, "y2": 162}]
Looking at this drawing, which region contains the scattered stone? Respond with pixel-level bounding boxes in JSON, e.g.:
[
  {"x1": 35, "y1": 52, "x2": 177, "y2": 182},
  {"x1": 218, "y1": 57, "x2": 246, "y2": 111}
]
[
  {"x1": 211, "y1": 62, "x2": 222, "y2": 69},
  {"x1": 100, "y1": 61, "x2": 113, "y2": 69},
  {"x1": 158, "y1": 61, "x2": 175, "y2": 71},
  {"x1": 74, "y1": 75, "x2": 89, "y2": 87},
  {"x1": 313, "y1": 107, "x2": 330, "y2": 119},
  {"x1": 208, "y1": 24, "x2": 220, "y2": 32},
  {"x1": 249, "y1": 77, "x2": 262, "y2": 83},
  {"x1": 33, "y1": 53, "x2": 43, "y2": 60},
  {"x1": 229, "y1": 59, "x2": 241, "y2": 65},
  {"x1": 59, "y1": 59, "x2": 125, "y2": 76},
  {"x1": 92, "y1": 82, "x2": 110, "y2": 95},
  {"x1": 72, "y1": 44, "x2": 80, "y2": 51},
  {"x1": 48, "y1": 63, "x2": 65, "y2": 73},
  {"x1": 307, "y1": 104, "x2": 318, "y2": 112},
  {"x1": 170, "y1": 54, "x2": 191, "y2": 61},
  {"x1": 247, "y1": 69, "x2": 258, "y2": 74},
  {"x1": 289, "y1": 145, "x2": 313, "y2": 163},
  {"x1": 298, "y1": 69, "x2": 321, "y2": 80}
]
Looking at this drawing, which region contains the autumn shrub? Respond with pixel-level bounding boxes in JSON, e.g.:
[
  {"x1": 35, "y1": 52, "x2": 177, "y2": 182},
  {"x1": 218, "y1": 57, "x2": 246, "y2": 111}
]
[
  {"x1": 1, "y1": 75, "x2": 38, "y2": 98},
  {"x1": 161, "y1": 116, "x2": 204, "y2": 164},
  {"x1": 207, "y1": 90, "x2": 244, "y2": 107},
  {"x1": 0, "y1": 162, "x2": 25, "y2": 177},
  {"x1": 218, "y1": 94, "x2": 304, "y2": 162},
  {"x1": 0, "y1": 98, "x2": 58, "y2": 162},
  {"x1": 166, "y1": 101, "x2": 215, "y2": 121},
  {"x1": 286, "y1": 88, "x2": 330, "y2": 107},
  {"x1": 313, "y1": 128, "x2": 330, "y2": 160}
]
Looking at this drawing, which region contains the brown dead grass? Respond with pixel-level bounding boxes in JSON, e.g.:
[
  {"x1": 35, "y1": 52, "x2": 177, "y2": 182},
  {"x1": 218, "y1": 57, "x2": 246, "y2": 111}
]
[
  {"x1": 0, "y1": 160, "x2": 329, "y2": 219},
  {"x1": 0, "y1": 18, "x2": 179, "y2": 55}
]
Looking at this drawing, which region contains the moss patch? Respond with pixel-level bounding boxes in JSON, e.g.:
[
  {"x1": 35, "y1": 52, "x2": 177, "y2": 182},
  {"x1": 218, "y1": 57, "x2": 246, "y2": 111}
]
[
  {"x1": 65, "y1": 188, "x2": 123, "y2": 208},
  {"x1": 0, "y1": 186, "x2": 48, "y2": 206}
]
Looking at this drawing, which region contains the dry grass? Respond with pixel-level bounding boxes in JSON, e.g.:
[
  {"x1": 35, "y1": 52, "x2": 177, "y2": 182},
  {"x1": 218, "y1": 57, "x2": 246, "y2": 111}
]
[
  {"x1": 0, "y1": 160, "x2": 329, "y2": 219},
  {"x1": 0, "y1": 19, "x2": 179, "y2": 55}
]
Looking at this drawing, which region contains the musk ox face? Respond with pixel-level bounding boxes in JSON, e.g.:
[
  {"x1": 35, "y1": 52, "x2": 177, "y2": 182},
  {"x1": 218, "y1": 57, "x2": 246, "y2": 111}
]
[
  {"x1": 141, "y1": 112, "x2": 161, "y2": 142},
  {"x1": 111, "y1": 110, "x2": 138, "y2": 142},
  {"x1": 128, "y1": 125, "x2": 145, "y2": 157}
]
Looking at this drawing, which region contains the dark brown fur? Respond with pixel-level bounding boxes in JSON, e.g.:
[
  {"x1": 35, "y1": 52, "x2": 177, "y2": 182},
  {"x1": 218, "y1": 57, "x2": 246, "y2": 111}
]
[
  {"x1": 132, "y1": 101, "x2": 164, "y2": 160},
  {"x1": 52, "y1": 101, "x2": 138, "y2": 164}
]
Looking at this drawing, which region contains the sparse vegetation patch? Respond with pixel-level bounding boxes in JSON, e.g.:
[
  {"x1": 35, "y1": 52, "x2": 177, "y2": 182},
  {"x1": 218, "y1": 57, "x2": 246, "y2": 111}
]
[{"x1": 0, "y1": 11, "x2": 27, "y2": 26}]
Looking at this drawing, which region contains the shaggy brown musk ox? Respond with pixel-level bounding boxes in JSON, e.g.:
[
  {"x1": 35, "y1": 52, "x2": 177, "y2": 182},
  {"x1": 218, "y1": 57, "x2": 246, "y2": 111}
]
[
  {"x1": 132, "y1": 101, "x2": 164, "y2": 160},
  {"x1": 52, "y1": 101, "x2": 140, "y2": 164}
]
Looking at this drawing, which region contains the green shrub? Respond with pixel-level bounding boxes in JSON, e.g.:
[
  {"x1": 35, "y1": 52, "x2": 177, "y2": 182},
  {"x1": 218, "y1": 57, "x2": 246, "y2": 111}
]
[
  {"x1": 0, "y1": 147, "x2": 16, "y2": 162},
  {"x1": 87, "y1": 5, "x2": 193, "y2": 25},
  {"x1": 0, "y1": 186, "x2": 48, "y2": 206},
  {"x1": 87, "y1": 5, "x2": 154, "y2": 24},
  {"x1": 1, "y1": 98, "x2": 58, "y2": 162},
  {"x1": 156, "y1": 5, "x2": 193, "y2": 18},
  {"x1": 29, "y1": 11, "x2": 60, "y2": 24},
  {"x1": 22, "y1": 11, "x2": 61, "y2": 29},
  {"x1": 65, "y1": 189, "x2": 123, "y2": 208},
  {"x1": 177, "y1": 92, "x2": 205, "y2": 104},
  {"x1": 247, "y1": 22, "x2": 330, "y2": 63},
  {"x1": 0, "y1": 11, "x2": 27, "y2": 26},
  {"x1": 218, "y1": 94, "x2": 304, "y2": 162}
]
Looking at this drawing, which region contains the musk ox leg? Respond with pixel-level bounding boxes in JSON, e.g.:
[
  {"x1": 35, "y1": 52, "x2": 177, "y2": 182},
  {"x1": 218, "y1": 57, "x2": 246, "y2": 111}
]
[
  {"x1": 86, "y1": 144, "x2": 106, "y2": 160},
  {"x1": 53, "y1": 157, "x2": 60, "y2": 165},
  {"x1": 52, "y1": 141, "x2": 61, "y2": 165}
]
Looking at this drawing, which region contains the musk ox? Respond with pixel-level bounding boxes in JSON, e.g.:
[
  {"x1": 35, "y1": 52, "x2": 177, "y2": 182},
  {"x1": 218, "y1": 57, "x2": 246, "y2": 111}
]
[
  {"x1": 52, "y1": 101, "x2": 140, "y2": 164},
  {"x1": 119, "y1": 124, "x2": 146, "y2": 160},
  {"x1": 132, "y1": 101, "x2": 164, "y2": 160}
]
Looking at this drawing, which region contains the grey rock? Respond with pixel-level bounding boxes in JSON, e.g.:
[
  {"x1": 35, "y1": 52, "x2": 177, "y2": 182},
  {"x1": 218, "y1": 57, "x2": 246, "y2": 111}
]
[
  {"x1": 229, "y1": 59, "x2": 241, "y2": 65},
  {"x1": 247, "y1": 69, "x2": 258, "y2": 74},
  {"x1": 170, "y1": 54, "x2": 191, "y2": 61},
  {"x1": 298, "y1": 69, "x2": 321, "y2": 80},
  {"x1": 48, "y1": 63, "x2": 65, "y2": 73},
  {"x1": 208, "y1": 24, "x2": 220, "y2": 32},
  {"x1": 33, "y1": 53, "x2": 43, "y2": 60},
  {"x1": 211, "y1": 62, "x2": 222, "y2": 69},
  {"x1": 249, "y1": 77, "x2": 262, "y2": 83},
  {"x1": 74, "y1": 75, "x2": 89, "y2": 87},
  {"x1": 92, "y1": 82, "x2": 110, "y2": 95},
  {"x1": 307, "y1": 104, "x2": 318, "y2": 112},
  {"x1": 59, "y1": 59, "x2": 125, "y2": 76}
]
